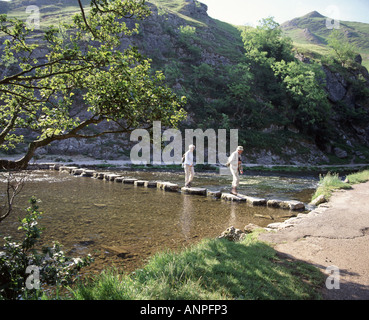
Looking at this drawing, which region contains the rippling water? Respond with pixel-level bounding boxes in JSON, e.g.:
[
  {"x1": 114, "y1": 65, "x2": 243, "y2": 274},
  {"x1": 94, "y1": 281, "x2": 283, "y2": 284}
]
[{"x1": 0, "y1": 169, "x2": 318, "y2": 274}]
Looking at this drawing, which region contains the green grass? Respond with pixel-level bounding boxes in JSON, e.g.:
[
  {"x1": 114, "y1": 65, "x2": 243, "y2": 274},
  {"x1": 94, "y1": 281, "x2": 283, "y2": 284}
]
[
  {"x1": 312, "y1": 170, "x2": 369, "y2": 201},
  {"x1": 346, "y1": 170, "x2": 369, "y2": 184},
  {"x1": 68, "y1": 232, "x2": 324, "y2": 300}
]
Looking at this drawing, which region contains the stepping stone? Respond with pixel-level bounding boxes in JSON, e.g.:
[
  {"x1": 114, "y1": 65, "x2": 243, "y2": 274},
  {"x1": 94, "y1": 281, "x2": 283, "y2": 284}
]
[
  {"x1": 267, "y1": 199, "x2": 285, "y2": 208},
  {"x1": 59, "y1": 166, "x2": 78, "y2": 173},
  {"x1": 123, "y1": 178, "x2": 138, "y2": 184},
  {"x1": 104, "y1": 174, "x2": 122, "y2": 181},
  {"x1": 237, "y1": 195, "x2": 267, "y2": 206},
  {"x1": 157, "y1": 182, "x2": 179, "y2": 192},
  {"x1": 93, "y1": 172, "x2": 105, "y2": 179},
  {"x1": 284, "y1": 200, "x2": 305, "y2": 211},
  {"x1": 49, "y1": 164, "x2": 62, "y2": 170},
  {"x1": 207, "y1": 190, "x2": 222, "y2": 198},
  {"x1": 144, "y1": 181, "x2": 158, "y2": 188},
  {"x1": 81, "y1": 170, "x2": 95, "y2": 177},
  {"x1": 181, "y1": 187, "x2": 207, "y2": 196},
  {"x1": 72, "y1": 168, "x2": 85, "y2": 175},
  {"x1": 267, "y1": 199, "x2": 305, "y2": 211},
  {"x1": 221, "y1": 193, "x2": 247, "y2": 202},
  {"x1": 114, "y1": 177, "x2": 125, "y2": 183},
  {"x1": 134, "y1": 180, "x2": 148, "y2": 187}
]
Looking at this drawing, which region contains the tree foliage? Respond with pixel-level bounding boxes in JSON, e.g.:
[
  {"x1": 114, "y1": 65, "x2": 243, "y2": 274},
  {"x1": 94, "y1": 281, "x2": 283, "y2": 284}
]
[
  {"x1": 327, "y1": 29, "x2": 357, "y2": 67},
  {"x1": 0, "y1": 0, "x2": 186, "y2": 169},
  {"x1": 227, "y1": 17, "x2": 331, "y2": 134}
]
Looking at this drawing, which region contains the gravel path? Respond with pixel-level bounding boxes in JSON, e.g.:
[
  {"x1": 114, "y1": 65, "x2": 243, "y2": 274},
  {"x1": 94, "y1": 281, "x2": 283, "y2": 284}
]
[{"x1": 259, "y1": 181, "x2": 369, "y2": 300}]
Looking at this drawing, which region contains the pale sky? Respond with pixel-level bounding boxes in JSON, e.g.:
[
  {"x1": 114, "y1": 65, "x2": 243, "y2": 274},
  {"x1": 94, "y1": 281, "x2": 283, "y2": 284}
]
[
  {"x1": 1, "y1": 0, "x2": 369, "y2": 25},
  {"x1": 199, "y1": 0, "x2": 369, "y2": 26}
]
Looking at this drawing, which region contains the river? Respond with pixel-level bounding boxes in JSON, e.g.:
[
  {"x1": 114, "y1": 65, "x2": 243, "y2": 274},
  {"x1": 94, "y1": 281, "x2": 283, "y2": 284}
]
[{"x1": 0, "y1": 169, "x2": 318, "y2": 275}]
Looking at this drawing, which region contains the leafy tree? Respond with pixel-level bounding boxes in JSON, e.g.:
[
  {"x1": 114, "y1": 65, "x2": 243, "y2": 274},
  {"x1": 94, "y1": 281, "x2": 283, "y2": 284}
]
[
  {"x1": 0, "y1": 0, "x2": 186, "y2": 169},
  {"x1": 272, "y1": 60, "x2": 331, "y2": 128},
  {"x1": 327, "y1": 29, "x2": 357, "y2": 67},
  {"x1": 242, "y1": 17, "x2": 294, "y2": 63}
]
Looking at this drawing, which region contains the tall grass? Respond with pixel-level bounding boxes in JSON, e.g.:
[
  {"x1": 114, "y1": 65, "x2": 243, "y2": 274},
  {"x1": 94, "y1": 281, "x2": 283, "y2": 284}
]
[
  {"x1": 312, "y1": 170, "x2": 369, "y2": 201},
  {"x1": 68, "y1": 232, "x2": 323, "y2": 300}
]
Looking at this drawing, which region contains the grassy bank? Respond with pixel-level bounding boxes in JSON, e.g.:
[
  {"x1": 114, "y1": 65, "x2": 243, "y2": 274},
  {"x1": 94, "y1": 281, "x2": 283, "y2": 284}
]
[
  {"x1": 67, "y1": 232, "x2": 323, "y2": 300},
  {"x1": 312, "y1": 170, "x2": 369, "y2": 201}
]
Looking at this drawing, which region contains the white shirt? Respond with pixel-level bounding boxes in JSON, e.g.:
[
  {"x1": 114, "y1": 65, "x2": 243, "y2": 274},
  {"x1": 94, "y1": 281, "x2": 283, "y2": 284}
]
[
  {"x1": 228, "y1": 151, "x2": 240, "y2": 170},
  {"x1": 183, "y1": 150, "x2": 194, "y2": 166}
]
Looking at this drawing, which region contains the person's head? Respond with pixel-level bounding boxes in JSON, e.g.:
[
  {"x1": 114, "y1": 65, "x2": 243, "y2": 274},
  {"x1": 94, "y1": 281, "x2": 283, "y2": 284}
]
[
  {"x1": 189, "y1": 144, "x2": 195, "y2": 152},
  {"x1": 237, "y1": 146, "x2": 244, "y2": 154}
]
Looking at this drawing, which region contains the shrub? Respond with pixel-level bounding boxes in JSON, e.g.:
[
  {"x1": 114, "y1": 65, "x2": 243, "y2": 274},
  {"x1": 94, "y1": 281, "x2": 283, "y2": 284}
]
[{"x1": 0, "y1": 197, "x2": 93, "y2": 300}]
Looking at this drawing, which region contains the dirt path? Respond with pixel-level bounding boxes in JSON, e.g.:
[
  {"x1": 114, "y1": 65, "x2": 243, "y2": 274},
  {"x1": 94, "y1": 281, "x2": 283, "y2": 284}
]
[{"x1": 259, "y1": 181, "x2": 369, "y2": 300}]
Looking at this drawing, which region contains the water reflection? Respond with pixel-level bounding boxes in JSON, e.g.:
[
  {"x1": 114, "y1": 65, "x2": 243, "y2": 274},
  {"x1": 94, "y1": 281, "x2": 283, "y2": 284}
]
[{"x1": 0, "y1": 170, "x2": 317, "y2": 274}]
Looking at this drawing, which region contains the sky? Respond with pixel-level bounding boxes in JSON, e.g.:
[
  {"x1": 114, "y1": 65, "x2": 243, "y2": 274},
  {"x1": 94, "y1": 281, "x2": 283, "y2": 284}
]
[
  {"x1": 199, "y1": 0, "x2": 369, "y2": 26},
  {"x1": 1, "y1": 0, "x2": 369, "y2": 25}
]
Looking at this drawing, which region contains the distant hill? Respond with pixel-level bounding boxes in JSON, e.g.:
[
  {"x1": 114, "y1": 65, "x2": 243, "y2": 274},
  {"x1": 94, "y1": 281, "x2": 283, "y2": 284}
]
[{"x1": 281, "y1": 11, "x2": 369, "y2": 69}]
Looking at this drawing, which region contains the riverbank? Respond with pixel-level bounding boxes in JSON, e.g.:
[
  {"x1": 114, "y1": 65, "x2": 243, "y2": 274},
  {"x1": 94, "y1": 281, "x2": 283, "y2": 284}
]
[
  {"x1": 259, "y1": 180, "x2": 369, "y2": 300},
  {"x1": 68, "y1": 231, "x2": 324, "y2": 300}
]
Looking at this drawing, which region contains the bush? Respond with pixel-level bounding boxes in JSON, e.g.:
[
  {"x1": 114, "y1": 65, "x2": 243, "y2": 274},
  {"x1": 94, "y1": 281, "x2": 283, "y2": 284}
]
[{"x1": 0, "y1": 197, "x2": 93, "y2": 300}]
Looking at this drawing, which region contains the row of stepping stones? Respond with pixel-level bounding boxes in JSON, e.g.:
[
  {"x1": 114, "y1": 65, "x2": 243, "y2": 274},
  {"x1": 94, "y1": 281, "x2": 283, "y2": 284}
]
[{"x1": 50, "y1": 164, "x2": 305, "y2": 211}]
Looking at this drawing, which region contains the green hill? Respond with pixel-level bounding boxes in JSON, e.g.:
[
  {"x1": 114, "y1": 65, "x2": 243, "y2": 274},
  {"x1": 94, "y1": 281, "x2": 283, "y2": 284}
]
[
  {"x1": 1, "y1": 1, "x2": 369, "y2": 165},
  {"x1": 281, "y1": 11, "x2": 369, "y2": 69}
]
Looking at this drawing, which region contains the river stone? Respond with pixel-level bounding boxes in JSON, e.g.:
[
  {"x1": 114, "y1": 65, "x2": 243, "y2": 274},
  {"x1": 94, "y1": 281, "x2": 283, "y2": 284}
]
[
  {"x1": 267, "y1": 199, "x2": 285, "y2": 208},
  {"x1": 49, "y1": 164, "x2": 62, "y2": 170},
  {"x1": 221, "y1": 193, "x2": 247, "y2": 202},
  {"x1": 285, "y1": 200, "x2": 305, "y2": 211},
  {"x1": 81, "y1": 170, "x2": 95, "y2": 177},
  {"x1": 218, "y1": 226, "x2": 246, "y2": 242},
  {"x1": 310, "y1": 194, "x2": 327, "y2": 206},
  {"x1": 237, "y1": 195, "x2": 267, "y2": 206},
  {"x1": 105, "y1": 174, "x2": 122, "y2": 181},
  {"x1": 134, "y1": 180, "x2": 148, "y2": 187},
  {"x1": 123, "y1": 178, "x2": 138, "y2": 184},
  {"x1": 93, "y1": 172, "x2": 105, "y2": 179},
  {"x1": 72, "y1": 168, "x2": 85, "y2": 175},
  {"x1": 181, "y1": 187, "x2": 207, "y2": 196},
  {"x1": 157, "y1": 182, "x2": 179, "y2": 192},
  {"x1": 59, "y1": 166, "x2": 78, "y2": 173},
  {"x1": 207, "y1": 190, "x2": 222, "y2": 198},
  {"x1": 144, "y1": 181, "x2": 158, "y2": 188}
]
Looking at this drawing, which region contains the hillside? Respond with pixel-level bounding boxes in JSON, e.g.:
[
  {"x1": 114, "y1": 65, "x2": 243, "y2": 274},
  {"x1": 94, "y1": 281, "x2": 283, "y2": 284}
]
[
  {"x1": 1, "y1": 1, "x2": 369, "y2": 166},
  {"x1": 281, "y1": 11, "x2": 369, "y2": 69}
]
